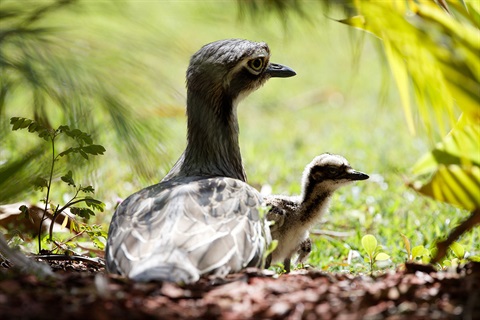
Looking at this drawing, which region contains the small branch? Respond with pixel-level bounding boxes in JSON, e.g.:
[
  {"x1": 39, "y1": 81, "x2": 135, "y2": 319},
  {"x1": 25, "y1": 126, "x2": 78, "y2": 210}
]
[
  {"x1": 56, "y1": 198, "x2": 91, "y2": 215},
  {"x1": 48, "y1": 196, "x2": 86, "y2": 240},
  {"x1": 34, "y1": 254, "x2": 105, "y2": 267},
  {"x1": 64, "y1": 230, "x2": 85, "y2": 243},
  {"x1": 39, "y1": 135, "x2": 57, "y2": 252},
  {"x1": 310, "y1": 229, "x2": 353, "y2": 238},
  {"x1": 432, "y1": 209, "x2": 480, "y2": 264}
]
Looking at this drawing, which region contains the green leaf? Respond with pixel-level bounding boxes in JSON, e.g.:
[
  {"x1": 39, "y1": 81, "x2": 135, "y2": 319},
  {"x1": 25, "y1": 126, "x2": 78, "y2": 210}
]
[
  {"x1": 33, "y1": 176, "x2": 48, "y2": 190},
  {"x1": 80, "y1": 145, "x2": 106, "y2": 156},
  {"x1": 411, "y1": 245, "x2": 426, "y2": 260},
  {"x1": 79, "y1": 150, "x2": 89, "y2": 160},
  {"x1": 361, "y1": 234, "x2": 378, "y2": 256},
  {"x1": 57, "y1": 125, "x2": 70, "y2": 133},
  {"x1": 414, "y1": 164, "x2": 480, "y2": 211},
  {"x1": 412, "y1": 119, "x2": 480, "y2": 175},
  {"x1": 10, "y1": 117, "x2": 32, "y2": 131},
  {"x1": 449, "y1": 242, "x2": 465, "y2": 259},
  {"x1": 80, "y1": 186, "x2": 95, "y2": 193},
  {"x1": 60, "y1": 214, "x2": 69, "y2": 229},
  {"x1": 61, "y1": 170, "x2": 75, "y2": 187},
  {"x1": 91, "y1": 236, "x2": 105, "y2": 250},
  {"x1": 57, "y1": 147, "x2": 75, "y2": 158},
  {"x1": 375, "y1": 252, "x2": 390, "y2": 261},
  {"x1": 400, "y1": 233, "x2": 411, "y2": 258},
  {"x1": 19, "y1": 205, "x2": 29, "y2": 219},
  {"x1": 83, "y1": 197, "x2": 105, "y2": 212},
  {"x1": 70, "y1": 207, "x2": 95, "y2": 220}
]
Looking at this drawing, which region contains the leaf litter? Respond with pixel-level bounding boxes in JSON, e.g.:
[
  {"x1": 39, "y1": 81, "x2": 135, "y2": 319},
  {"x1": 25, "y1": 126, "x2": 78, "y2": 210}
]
[{"x1": 0, "y1": 257, "x2": 478, "y2": 319}]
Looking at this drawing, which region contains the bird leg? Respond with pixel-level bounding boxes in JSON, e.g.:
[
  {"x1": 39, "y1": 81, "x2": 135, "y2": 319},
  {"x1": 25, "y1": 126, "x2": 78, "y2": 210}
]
[
  {"x1": 265, "y1": 253, "x2": 272, "y2": 269},
  {"x1": 283, "y1": 258, "x2": 291, "y2": 273},
  {"x1": 296, "y1": 238, "x2": 312, "y2": 265}
]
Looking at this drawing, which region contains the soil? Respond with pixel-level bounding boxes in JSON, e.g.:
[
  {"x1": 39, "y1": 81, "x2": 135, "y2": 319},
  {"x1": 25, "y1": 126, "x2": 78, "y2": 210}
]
[{"x1": 1, "y1": 257, "x2": 479, "y2": 320}]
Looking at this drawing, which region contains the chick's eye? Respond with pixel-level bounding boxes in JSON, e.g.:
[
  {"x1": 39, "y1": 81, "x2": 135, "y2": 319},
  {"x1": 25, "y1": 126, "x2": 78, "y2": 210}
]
[
  {"x1": 248, "y1": 58, "x2": 264, "y2": 71},
  {"x1": 326, "y1": 167, "x2": 338, "y2": 176}
]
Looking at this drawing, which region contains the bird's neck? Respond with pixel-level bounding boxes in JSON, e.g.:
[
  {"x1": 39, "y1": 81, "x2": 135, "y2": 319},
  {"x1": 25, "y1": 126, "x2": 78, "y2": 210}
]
[
  {"x1": 299, "y1": 186, "x2": 333, "y2": 223},
  {"x1": 180, "y1": 91, "x2": 246, "y2": 181}
]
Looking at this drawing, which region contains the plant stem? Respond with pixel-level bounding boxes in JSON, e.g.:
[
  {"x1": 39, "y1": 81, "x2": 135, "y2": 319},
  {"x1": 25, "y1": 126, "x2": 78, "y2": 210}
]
[
  {"x1": 39, "y1": 134, "x2": 56, "y2": 252},
  {"x1": 48, "y1": 196, "x2": 88, "y2": 240}
]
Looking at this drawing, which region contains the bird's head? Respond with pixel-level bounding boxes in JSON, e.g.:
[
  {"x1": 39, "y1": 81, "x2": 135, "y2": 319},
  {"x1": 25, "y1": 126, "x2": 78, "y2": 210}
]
[
  {"x1": 186, "y1": 39, "x2": 296, "y2": 109},
  {"x1": 301, "y1": 153, "x2": 369, "y2": 198}
]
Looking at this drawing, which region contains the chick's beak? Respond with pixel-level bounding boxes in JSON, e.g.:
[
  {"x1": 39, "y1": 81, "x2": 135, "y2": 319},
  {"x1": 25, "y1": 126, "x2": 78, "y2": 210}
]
[
  {"x1": 266, "y1": 63, "x2": 296, "y2": 78},
  {"x1": 346, "y1": 169, "x2": 369, "y2": 181}
]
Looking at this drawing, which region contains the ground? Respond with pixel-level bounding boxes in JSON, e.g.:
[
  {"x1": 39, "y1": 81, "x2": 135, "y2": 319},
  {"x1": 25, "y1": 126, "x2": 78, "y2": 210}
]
[{"x1": 0, "y1": 257, "x2": 479, "y2": 319}]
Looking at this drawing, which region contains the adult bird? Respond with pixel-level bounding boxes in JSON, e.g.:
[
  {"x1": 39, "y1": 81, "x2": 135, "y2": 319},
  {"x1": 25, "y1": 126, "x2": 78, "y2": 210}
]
[
  {"x1": 105, "y1": 39, "x2": 296, "y2": 283},
  {"x1": 265, "y1": 153, "x2": 369, "y2": 272}
]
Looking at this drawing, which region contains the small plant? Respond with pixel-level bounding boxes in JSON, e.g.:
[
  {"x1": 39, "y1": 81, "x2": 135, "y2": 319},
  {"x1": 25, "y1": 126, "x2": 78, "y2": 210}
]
[
  {"x1": 361, "y1": 234, "x2": 391, "y2": 273},
  {"x1": 10, "y1": 117, "x2": 106, "y2": 253},
  {"x1": 400, "y1": 234, "x2": 480, "y2": 269},
  {"x1": 401, "y1": 233, "x2": 431, "y2": 264},
  {"x1": 440, "y1": 242, "x2": 471, "y2": 268}
]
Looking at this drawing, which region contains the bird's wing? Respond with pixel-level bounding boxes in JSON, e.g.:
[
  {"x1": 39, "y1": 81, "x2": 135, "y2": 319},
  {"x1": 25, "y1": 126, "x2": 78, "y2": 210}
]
[
  {"x1": 106, "y1": 176, "x2": 269, "y2": 283},
  {"x1": 264, "y1": 197, "x2": 286, "y2": 232},
  {"x1": 264, "y1": 195, "x2": 299, "y2": 232}
]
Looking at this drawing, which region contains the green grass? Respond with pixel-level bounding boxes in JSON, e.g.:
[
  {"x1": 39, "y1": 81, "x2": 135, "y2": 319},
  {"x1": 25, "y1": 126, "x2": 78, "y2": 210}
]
[{"x1": 2, "y1": 1, "x2": 478, "y2": 270}]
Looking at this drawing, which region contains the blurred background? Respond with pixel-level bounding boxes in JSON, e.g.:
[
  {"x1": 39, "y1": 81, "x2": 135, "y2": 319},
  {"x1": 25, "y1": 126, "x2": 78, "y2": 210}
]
[{"x1": 1, "y1": 0, "x2": 478, "y2": 269}]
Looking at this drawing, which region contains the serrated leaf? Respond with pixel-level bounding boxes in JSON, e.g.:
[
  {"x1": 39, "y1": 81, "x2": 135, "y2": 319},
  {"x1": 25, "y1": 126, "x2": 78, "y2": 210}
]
[
  {"x1": 10, "y1": 117, "x2": 29, "y2": 131},
  {"x1": 80, "y1": 145, "x2": 106, "y2": 156},
  {"x1": 61, "y1": 170, "x2": 75, "y2": 187},
  {"x1": 375, "y1": 252, "x2": 391, "y2": 261},
  {"x1": 79, "y1": 150, "x2": 89, "y2": 160},
  {"x1": 450, "y1": 242, "x2": 465, "y2": 259},
  {"x1": 58, "y1": 147, "x2": 75, "y2": 158},
  {"x1": 361, "y1": 234, "x2": 378, "y2": 256},
  {"x1": 70, "y1": 207, "x2": 95, "y2": 220},
  {"x1": 33, "y1": 177, "x2": 48, "y2": 190},
  {"x1": 57, "y1": 125, "x2": 70, "y2": 133},
  {"x1": 27, "y1": 122, "x2": 38, "y2": 132},
  {"x1": 83, "y1": 197, "x2": 105, "y2": 212},
  {"x1": 80, "y1": 185, "x2": 95, "y2": 193},
  {"x1": 91, "y1": 237, "x2": 105, "y2": 250}
]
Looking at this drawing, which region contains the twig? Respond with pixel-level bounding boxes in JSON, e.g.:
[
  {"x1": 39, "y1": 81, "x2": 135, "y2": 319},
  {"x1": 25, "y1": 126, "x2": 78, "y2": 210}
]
[
  {"x1": 432, "y1": 209, "x2": 480, "y2": 264},
  {"x1": 310, "y1": 229, "x2": 353, "y2": 238},
  {"x1": 34, "y1": 254, "x2": 105, "y2": 267}
]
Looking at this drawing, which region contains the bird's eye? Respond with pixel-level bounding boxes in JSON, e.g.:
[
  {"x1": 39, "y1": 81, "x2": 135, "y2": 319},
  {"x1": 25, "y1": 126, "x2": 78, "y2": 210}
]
[
  {"x1": 325, "y1": 167, "x2": 338, "y2": 176},
  {"x1": 248, "y1": 58, "x2": 264, "y2": 72}
]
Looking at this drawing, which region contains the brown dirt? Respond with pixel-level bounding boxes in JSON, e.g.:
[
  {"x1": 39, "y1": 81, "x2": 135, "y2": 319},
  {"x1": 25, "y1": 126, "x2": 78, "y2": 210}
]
[{"x1": 0, "y1": 257, "x2": 479, "y2": 320}]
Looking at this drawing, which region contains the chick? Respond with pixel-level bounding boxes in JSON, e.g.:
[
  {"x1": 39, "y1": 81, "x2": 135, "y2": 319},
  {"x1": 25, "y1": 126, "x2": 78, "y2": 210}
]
[{"x1": 265, "y1": 153, "x2": 369, "y2": 272}]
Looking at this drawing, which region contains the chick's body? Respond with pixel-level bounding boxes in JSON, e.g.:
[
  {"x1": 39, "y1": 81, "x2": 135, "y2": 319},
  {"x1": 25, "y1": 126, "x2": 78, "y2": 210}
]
[{"x1": 265, "y1": 153, "x2": 369, "y2": 272}]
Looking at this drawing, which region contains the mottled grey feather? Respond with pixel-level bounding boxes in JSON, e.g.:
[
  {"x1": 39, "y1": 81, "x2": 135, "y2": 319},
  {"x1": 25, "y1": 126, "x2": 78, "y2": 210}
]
[{"x1": 106, "y1": 176, "x2": 267, "y2": 282}]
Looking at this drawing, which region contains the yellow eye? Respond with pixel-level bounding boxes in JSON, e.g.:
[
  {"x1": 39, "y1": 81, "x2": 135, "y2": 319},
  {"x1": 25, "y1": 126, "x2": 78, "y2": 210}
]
[{"x1": 248, "y1": 58, "x2": 264, "y2": 72}]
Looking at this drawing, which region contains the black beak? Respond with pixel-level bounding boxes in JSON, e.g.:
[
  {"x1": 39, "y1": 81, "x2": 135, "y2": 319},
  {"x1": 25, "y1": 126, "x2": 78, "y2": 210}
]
[
  {"x1": 265, "y1": 63, "x2": 296, "y2": 78},
  {"x1": 346, "y1": 169, "x2": 369, "y2": 181}
]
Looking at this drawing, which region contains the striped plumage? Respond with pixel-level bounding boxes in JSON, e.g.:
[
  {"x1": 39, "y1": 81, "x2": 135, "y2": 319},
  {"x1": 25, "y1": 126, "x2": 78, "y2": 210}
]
[
  {"x1": 105, "y1": 39, "x2": 296, "y2": 283},
  {"x1": 265, "y1": 153, "x2": 369, "y2": 272}
]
